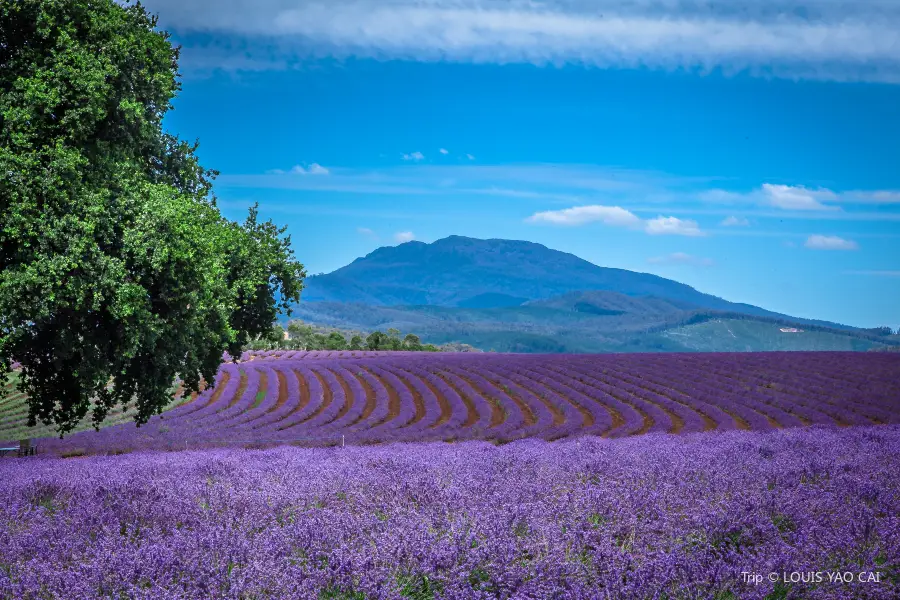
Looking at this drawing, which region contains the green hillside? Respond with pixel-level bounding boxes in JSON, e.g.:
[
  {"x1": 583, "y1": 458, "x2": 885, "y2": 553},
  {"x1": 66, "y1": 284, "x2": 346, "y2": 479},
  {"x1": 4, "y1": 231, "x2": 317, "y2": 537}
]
[
  {"x1": 653, "y1": 319, "x2": 885, "y2": 352},
  {"x1": 290, "y1": 298, "x2": 898, "y2": 354}
]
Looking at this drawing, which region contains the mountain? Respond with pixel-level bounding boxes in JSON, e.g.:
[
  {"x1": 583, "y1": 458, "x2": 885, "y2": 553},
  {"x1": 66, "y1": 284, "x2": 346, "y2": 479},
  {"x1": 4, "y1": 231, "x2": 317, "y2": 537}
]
[
  {"x1": 302, "y1": 236, "x2": 851, "y2": 328},
  {"x1": 291, "y1": 236, "x2": 895, "y2": 353},
  {"x1": 301, "y1": 235, "x2": 727, "y2": 306}
]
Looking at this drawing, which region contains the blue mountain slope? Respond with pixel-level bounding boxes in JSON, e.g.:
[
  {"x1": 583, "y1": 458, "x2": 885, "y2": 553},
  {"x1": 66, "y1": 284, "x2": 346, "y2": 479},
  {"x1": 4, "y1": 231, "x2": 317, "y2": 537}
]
[{"x1": 301, "y1": 236, "x2": 854, "y2": 330}]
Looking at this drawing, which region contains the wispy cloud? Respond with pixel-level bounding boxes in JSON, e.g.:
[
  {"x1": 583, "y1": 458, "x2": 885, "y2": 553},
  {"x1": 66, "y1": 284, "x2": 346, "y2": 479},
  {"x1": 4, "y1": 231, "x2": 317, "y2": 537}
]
[
  {"x1": 761, "y1": 184, "x2": 837, "y2": 211},
  {"x1": 286, "y1": 163, "x2": 330, "y2": 175},
  {"x1": 217, "y1": 164, "x2": 900, "y2": 223},
  {"x1": 704, "y1": 184, "x2": 900, "y2": 210},
  {"x1": 402, "y1": 151, "x2": 425, "y2": 162},
  {"x1": 720, "y1": 215, "x2": 750, "y2": 227},
  {"x1": 439, "y1": 148, "x2": 449, "y2": 155},
  {"x1": 466, "y1": 154, "x2": 476, "y2": 161},
  {"x1": 526, "y1": 205, "x2": 641, "y2": 227},
  {"x1": 805, "y1": 234, "x2": 859, "y2": 250},
  {"x1": 356, "y1": 227, "x2": 377, "y2": 239},
  {"x1": 394, "y1": 231, "x2": 415, "y2": 243},
  {"x1": 149, "y1": 0, "x2": 900, "y2": 83},
  {"x1": 527, "y1": 205, "x2": 705, "y2": 236},
  {"x1": 645, "y1": 216, "x2": 705, "y2": 237},
  {"x1": 647, "y1": 252, "x2": 714, "y2": 267}
]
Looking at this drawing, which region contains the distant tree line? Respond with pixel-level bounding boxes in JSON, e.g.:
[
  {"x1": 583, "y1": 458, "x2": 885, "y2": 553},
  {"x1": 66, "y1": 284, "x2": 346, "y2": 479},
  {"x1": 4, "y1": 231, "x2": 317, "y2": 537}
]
[
  {"x1": 247, "y1": 322, "x2": 441, "y2": 352},
  {"x1": 861, "y1": 326, "x2": 898, "y2": 337}
]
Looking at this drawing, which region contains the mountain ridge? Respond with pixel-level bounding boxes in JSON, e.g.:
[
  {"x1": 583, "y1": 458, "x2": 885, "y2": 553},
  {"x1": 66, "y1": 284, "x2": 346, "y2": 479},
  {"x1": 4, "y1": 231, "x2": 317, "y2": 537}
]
[
  {"x1": 285, "y1": 235, "x2": 895, "y2": 352},
  {"x1": 301, "y1": 235, "x2": 856, "y2": 331}
]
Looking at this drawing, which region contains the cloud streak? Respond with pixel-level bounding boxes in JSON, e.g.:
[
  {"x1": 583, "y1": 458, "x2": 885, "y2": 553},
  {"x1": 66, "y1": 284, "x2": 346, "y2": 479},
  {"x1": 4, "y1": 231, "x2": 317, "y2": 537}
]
[
  {"x1": 645, "y1": 216, "x2": 705, "y2": 237},
  {"x1": 526, "y1": 205, "x2": 641, "y2": 227},
  {"x1": 761, "y1": 184, "x2": 838, "y2": 211},
  {"x1": 720, "y1": 215, "x2": 750, "y2": 227},
  {"x1": 527, "y1": 205, "x2": 705, "y2": 236},
  {"x1": 286, "y1": 163, "x2": 330, "y2": 175},
  {"x1": 144, "y1": 0, "x2": 900, "y2": 83},
  {"x1": 219, "y1": 164, "x2": 900, "y2": 225},
  {"x1": 805, "y1": 234, "x2": 859, "y2": 250}
]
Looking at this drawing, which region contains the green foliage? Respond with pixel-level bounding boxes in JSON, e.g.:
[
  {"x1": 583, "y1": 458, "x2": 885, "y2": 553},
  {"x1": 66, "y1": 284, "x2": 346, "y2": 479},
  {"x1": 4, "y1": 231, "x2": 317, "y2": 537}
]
[
  {"x1": 326, "y1": 331, "x2": 347, "y2": 351},
  {"x1": 366, "y1": 331, "x2": 387, "y2": 351},
  {"x1": 267, "y1": 325, "x2": 286, "y2": 344},
  {"x1": 257, "y1": 322, "x2": 445, "y2": 353},
  {"x1": 396, "y1": 572, "x2": 443, "y2": 600},
  {"x1": 0, "y1": 0, "x2": 305, "y2": 434},
  {"x1": 402, "y1": 333, "x2": 422, "y2": 350},
  {"x1": 763, "y1": 582, "x2": 791, "y2": 600},
  {"x1": 348, "y1": 335, "x2": 364, "y2": 351},
  {"x1": 319, "y1": 587, "x2": 366, "y2": 600},
  {"x1": 863, "y1": 326, "x2": 894, "y2": 336}
]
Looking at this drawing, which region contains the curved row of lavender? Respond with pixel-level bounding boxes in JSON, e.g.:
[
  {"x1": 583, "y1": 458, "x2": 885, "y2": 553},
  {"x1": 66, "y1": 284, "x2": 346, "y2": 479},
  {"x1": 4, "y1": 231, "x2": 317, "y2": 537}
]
[
  {"x1": 7, "y1": 351, "x2": 899, "y2": 455},
  {"x1": 1, "y1": 427, "x2": 897, "y2": 599}
]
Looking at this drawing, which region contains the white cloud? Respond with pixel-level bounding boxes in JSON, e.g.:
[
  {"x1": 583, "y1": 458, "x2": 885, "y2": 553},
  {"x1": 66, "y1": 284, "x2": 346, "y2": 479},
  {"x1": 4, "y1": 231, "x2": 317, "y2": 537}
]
[
  {"x1": 647, "y1": 252, "x2": 715, "y2": 267},
  {"x1": 307, "y1": 162, "x2": 330, "y2": 175},
  {"x1": 394, "y1": 231, "x2": 415, "y2": 243},
  {"x1": 288, "y1": 163, "x2": 329, "y2": 175},
  {"x1": 466, "y1": 154, "x2": 476, "y2": 161},
  {"x1": 704, "y1": 184, "x2": 900, "y2": 211},
  {"x1": 528, "y1": 205, "x2": 706, "y2": 236},
  {"x1": 402, "y1": 151, "x2": 425, "y2": 161},
  {"x1": 645, "y1": 216, "x2": 705, "y2": 237},
  {"x1": 217, "y1": 165, "x2": 900, "y2": 224},
  {"x1": 148, "y1": 0, "x2": 900, "y2": 83},
  {"x1": 526, "y1": 205, "x2": 641, "y2": 227},
  {"x1": 720, "y1": 216, "x2": 750, "y2": 227},
  {"x1": 762, "y1": 184, "x2": 837, "y2": 211},
  {"x1": 439, "y1": 148, "x2": 449, "y2": 155},
  {"x1": 357, "y1": 227, "x2": 376, "y2": 238},
  {"x1": 804, "y1": 235, "x2": 859, "y2": 250},
  {"x1": 845, "y1": 190, "x2": 900, "y2": 204}
]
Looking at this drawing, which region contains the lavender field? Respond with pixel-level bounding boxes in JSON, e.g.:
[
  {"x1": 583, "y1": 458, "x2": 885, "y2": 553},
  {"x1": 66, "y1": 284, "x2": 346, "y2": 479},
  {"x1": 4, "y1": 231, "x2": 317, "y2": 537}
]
[
  {"x1": 2, "y1": 352, "x2": 899, "y2": 599},
  {"x1": 1, "y1": 427, "x2": 898, "y2": 599},
  {"x1": 6, "y1": 351, "x2": 899, "y2": 455}
]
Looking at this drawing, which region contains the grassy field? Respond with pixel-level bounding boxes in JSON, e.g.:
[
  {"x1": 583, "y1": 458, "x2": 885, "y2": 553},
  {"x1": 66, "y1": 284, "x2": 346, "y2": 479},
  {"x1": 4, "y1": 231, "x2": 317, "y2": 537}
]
[
  {"x1": 659, "y1": 318, "x2": 882, "y2": 352},
  {"x1": 0, "y1": 372, "x2": 187, "y2": 442}
]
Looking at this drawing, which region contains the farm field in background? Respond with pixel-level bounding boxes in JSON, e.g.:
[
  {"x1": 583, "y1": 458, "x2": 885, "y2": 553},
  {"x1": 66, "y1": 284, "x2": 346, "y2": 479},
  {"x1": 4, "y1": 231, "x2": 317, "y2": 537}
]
[{"x1": 7, "y1": 351, "x2": 899, "y2": 456}]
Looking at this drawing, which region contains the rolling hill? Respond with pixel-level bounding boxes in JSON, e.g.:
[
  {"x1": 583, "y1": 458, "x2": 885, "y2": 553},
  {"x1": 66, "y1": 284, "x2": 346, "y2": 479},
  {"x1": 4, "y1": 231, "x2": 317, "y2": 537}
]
[{"x1": 292, "y1": 236, "x2": 896, "y2": 353}]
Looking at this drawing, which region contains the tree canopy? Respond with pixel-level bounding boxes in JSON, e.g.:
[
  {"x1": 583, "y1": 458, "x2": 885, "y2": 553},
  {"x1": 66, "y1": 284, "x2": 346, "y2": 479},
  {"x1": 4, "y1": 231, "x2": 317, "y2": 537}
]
[{"x1": 0, "y1": 0, "x2": 305, "y2": 434}]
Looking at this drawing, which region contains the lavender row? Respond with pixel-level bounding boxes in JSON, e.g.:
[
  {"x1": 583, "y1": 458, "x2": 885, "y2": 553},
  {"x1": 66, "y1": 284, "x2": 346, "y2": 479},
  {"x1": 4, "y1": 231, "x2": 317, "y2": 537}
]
[{"x1": 2, "y1": 427, "x2": 898, "y2": 599}]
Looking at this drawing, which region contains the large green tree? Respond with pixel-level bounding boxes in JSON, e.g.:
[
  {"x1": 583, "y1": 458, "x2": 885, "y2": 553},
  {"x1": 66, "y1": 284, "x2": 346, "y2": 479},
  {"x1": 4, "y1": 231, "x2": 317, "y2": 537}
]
[{"x1": 0, "y1": 0, "x2": 305, "y2": 434}]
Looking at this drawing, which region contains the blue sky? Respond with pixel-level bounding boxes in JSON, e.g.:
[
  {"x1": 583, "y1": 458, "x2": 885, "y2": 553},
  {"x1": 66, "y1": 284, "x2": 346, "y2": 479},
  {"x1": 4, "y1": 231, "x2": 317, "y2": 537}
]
[{"x1": 142, "y1": 0, "x2": 899, "y2": 328}]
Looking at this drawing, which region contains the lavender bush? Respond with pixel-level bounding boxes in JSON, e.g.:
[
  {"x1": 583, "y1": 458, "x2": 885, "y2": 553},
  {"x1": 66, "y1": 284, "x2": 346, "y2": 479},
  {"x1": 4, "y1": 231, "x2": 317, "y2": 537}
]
[{"x1": 0, "y1": 427, "x2": 897, "y2": 599}]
